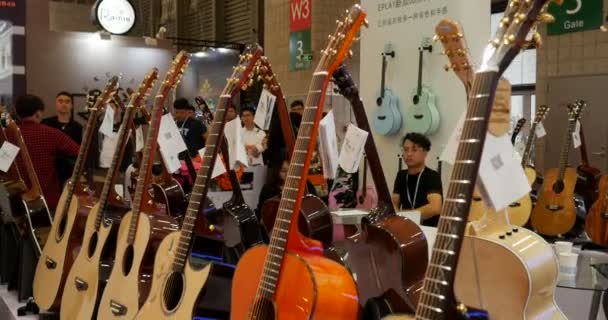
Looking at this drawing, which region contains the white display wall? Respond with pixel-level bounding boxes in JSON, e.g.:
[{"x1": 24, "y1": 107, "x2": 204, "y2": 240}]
[{"x1": 360, "y1": 0, "x2": 490, "y2": 189}]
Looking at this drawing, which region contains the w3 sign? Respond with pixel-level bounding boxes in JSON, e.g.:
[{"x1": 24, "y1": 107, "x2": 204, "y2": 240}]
[{"x1": 290, "y1": 0, "x2": 311, "y2": 32}]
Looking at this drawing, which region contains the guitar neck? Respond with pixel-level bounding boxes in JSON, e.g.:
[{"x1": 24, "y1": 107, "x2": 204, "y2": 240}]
[
  {"x1": 416, "y1": 49, "x2": 423, "y2": 96},
  {"x1": 380, "y1": 54, "x2": 387, "y2": 98},
  {"x1": 521, "y1": 122, "x2": 538, "y2": 167},
  {"x1": 10, "y1": 123, "x2": 43, "y2": 198},
  {"x1": 417, "y1": 71, "x2": 499, "y2": 317},
  {"x1": 557, "y1": 119, "x2": 576, "y2": 181},
  {"x1": 220, "y1": 136, "x2": 246, "y2": 203},
  {"x1": 579, "y1": 124, "x2": 590, "y2": 166},
  {"x1": 262, "y1": 62, "x2": 296, "y2": 157}
]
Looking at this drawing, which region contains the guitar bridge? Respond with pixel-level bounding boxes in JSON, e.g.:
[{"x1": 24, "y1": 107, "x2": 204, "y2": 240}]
[
  {"x1": 74, "y1": 277, "x2": 88, "y2": 291},
  {"x1": 110, "y1": 300, "x2": 127, "y2": 316},
  {"x1": 546, "y1": 204, "x2": 564, "y2": 212},
  {"x1": 508, "y1": 202, "x2": 521, "y2": 208},
  {"x1": 45, "y1": 257, "x2": 57, "y2": 269}
]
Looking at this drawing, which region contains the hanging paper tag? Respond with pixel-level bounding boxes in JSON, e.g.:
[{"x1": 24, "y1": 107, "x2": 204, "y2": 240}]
[
  {"x1": 0, "y1": 141, "x2": 19, "y2": 173},
  {"x1": 99, "y1": 134, "x2": 118, "y2": 168},
  {"x1": 339, "y1": 124, "x2": 368, "y2": 174},
  {"x1": 440, "y1": 111, "x2": 466, "y2": 165},
  {"x1": 158, "y1": 114, "x2": 188, "y2": 155},
  {"x1": 478, "y1": 134, "x2": 531, "y2": 210},
  {"x1": 224, "y1": 117, "x2": 248, "y2": 168},
  {"x1": 199, "y1": 148, "x2": 227, "y2": 178},
  {"x1": 254, "y1": 89, "x2": 276, "y2": 130},
  {"x1": 160, "y1": 150, "x2": 181, "y2": 173},
  {"x1": 572, "y1": 120, "x2": 581, "y2": 149},
  {"x1": 99, "y1": 105, "x2": 115, "y2": 137},
  {"x1": 535, "y1": 123, "x2": 547, "y2": 138},
  {"x1": 135, "y1": 126, "x2": 144, "y2": 152},
  {"x1": 318, "y1": 111, "x2": 339, "y2": 179}
]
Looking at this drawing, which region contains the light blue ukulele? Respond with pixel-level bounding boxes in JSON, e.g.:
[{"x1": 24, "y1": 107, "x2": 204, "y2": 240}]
[
  {"x1": 405, "y1": 40, "x2": 440, "y2": 135},
  {"x1": 372, "y1": 43, "x2": 402, "y2": 136}
]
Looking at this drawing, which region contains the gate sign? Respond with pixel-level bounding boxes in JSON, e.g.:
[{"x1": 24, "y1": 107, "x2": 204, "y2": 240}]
[
  {"x1": 547, "y1": 0, "x2": 603, "y2": 35},
  {"x1": 290, "y1": 0, "x2": 311, "y2": 32},
  {"x1": 289, "y1": 0, "x2": 312, "y2": 71}
]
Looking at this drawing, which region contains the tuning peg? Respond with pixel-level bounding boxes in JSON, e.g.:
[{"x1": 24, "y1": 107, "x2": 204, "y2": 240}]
[
  {"x1": 347, "y1": 50, "x2": 353, "y2": 59},
  {"x1": 538, "y1": 13, "x2": 555, "y2": 24},
  {"x1": 433, "y1": 34, "x2": 440, "y2": 42},
  {"x1": 490, "y1": 38, "x2": 500, "y2": 47},
  {"x1": 363, "y1": 19, "x2": 369, "y2": 28},
  {"x1": 444, "y1": 64, "x2": 451, "y2": 71},
  {"x1": 441, "y1": 49, "x2": 450, "y2": 56}
]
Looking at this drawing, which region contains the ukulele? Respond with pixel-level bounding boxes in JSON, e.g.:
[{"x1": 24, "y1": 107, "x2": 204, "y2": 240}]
[
  {"x1": 372, "y1": 43, "x2": 401, "y2": 136},
  {"x1": 32, "y1": 76, "x2": 119, "y2": 311},
  {"x1": 404, "y1": 40, "x2": 440, "y2": 135},
  {"x1": 530, "y1": 101, "x2": 584, "y2": 237},
  {"x1": 332, "y1": 64, "x2": 428, "y2": 316},
  {"x1": 511, "y1": 117, "x2": 526, "y2": 146},
  {"x1": 356, "y1": 155, "x2": 378, "y2": 209},
  {"x1": 257, "y1": 57, "x2": 334, "y2": 247},
  {"x1": 59, "y1": 69, "x2": 158, "y2": 320},
  {"x1": 231, "y1": 6, "x2": 365, "y2": 319},
  {"x1": 384, "y1": 2, "x2": 557, "y2": 318},
  {"x1": 135, "y1": 46, "x2": 263, "y2": 320},
  {"x1": 97, "y1": 53, "x2": 188, "y2": 319},
  {"x1": 574, "y1": 113, "x2": 601, "y2": 209}
]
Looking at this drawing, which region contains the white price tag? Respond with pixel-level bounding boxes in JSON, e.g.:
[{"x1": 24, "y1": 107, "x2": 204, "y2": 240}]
[
  {"x1": 199, "y1": 148, "x2": 227, "y2": 178},
  {"x1": 99, "y1": 134, "x2": 118, "y2": 168},
  {"x1": 254, "y1": 89, "x2": 276, "y2": 130},
  {"x1": 135, "y1": 126, "x2": 144, "y2": 152},
  {"x1": 319, "y1": 111, "x2": 339, "y2": 179},
  {"x1": 440, "y1": 111, "x2": 466, "y2": 165},
  {"x1": 339, "y1": 124, "x2": 368, "y2": 174},
  {"x1": 0, "y1": 141, "x2": 19, "y2": 173},
  {"x1": 572, "y1": 120, "x2": 581, "y2": 149},
  {"x1": 158, "y1": 114, "x2": 188, "y2": 155},
  {"x1": 160, "y1": 150, "x2": 181, "y2": 173},
  {"x1": 479, "y1": 134, "x2": 531, "y2": 210},
  {"x1": 224, "y1": 117, "x2": 248, "y2": 169},
  {"x1": 535, "y1": 122, "x2": 547, "y2": 138},
  {"x1": 99, "y1": 104, "x2": 115, "y2": 137}
]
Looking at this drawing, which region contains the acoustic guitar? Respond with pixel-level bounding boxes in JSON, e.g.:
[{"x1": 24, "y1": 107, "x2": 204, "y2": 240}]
[
  {"x1": 59, "y1": 69, "x2": 158, "y2": 320},
  {"x1": 574, "y1": 114, "x2": 601, "y2": 209},
  {"x1": 356, "y1": 155, "x2": 378, "y2": 209},
  {"x1": 0, "y1": 126, "x2": 27, "y2": 226},
  {"x1": 32, "y1": 76, "x2": 119, "y2": 311},
  {"x1": 586, "y1": 175, "x2": 608, "y2": 245},
  {"x1": 230, "y1": 6, "x2": 365, "y2": 319},
  {"x1": 383, "y1": 1, "x2": 557, "y2": 318},
  {"x1": 332, "y1": 64, "x2": 428, "y2": 316},
  {"x1": 530, "y1": 101, "x2": 584, "y2": 237},
  {"x1": 96, "y1": 53, "x2": 188, "y2": 319},
  {"x1": 372, "y1": 43, "x2": 401, "y2": 136},
  {"x1": 257, "y1": 57, "x2": 334, "y2": 247},
  {"x1": 404, "y1": 40, "x2": 440, "y2": 135},
  {"x1": 134, "y1": 45, "x2": 263, "y2": 320}
]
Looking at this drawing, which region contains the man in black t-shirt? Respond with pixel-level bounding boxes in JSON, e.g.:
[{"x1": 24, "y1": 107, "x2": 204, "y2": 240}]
[
  {"x1": 174, "y1": 98, "x2": 207, "y2": 157},
  {"x1": 392, "y1": 132, "x2": 443, "y2": 227}
]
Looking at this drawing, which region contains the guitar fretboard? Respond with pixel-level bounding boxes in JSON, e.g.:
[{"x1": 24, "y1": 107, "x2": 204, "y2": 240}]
[
  {"x1": 521, "y1": 121, "x2": 538, "y2": 168},
  {"x1": 557, "y1": 116, "x2": 577, "y2": 182},
  {"x1": 416, "y1": 71, "x2": 498, "y2": 319}
]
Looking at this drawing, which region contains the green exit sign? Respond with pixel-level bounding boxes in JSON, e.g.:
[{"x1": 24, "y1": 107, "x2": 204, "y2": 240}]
[{"x1": 547, "y1": 0, "x2": 603, "y2": 35}]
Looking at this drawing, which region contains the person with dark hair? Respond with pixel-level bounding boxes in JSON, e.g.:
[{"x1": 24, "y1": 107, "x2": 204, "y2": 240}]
[
  {"x1": 173, "y1": 97, "x2": 207, "y2": 157},
  {"x1": 392, "y1": 132, "x2": 443, "y2": 227},
  {"x1": 42, "y1": 91, "x2": 83, "y2": 186},
  {"x1": 8, "y1": 94, "x2": 80, "y2": 211},
  {"x1": 240, "y1": 106, "x2": 266, "y2": 165},
  {"x1": 290, "y1": 99, "x2": 304, "y2": 115}
]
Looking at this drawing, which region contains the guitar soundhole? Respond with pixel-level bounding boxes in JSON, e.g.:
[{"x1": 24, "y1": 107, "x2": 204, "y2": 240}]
[
  {"x1": 122, "y1": 245, "x2": 134, "y2": 276},
  {"x1": 87, "y1": 232, "x2": 98, "y2": 258},
  {"x1": 376, "y1": 97, "x2": 383, "y2": 106},
  {"x1": 509, "y1": 202, "x2": 521, "y2": 208},
  {"x1": 56, "y1": 214, "x2": 68, "y2": 239},
  {"x1": 552, "y1": 180, "x2": 565, "y2": 194},
  {"x1": 414, "y1": 114, "x2": 424, "y2": 119},
  {"x1": 473, "y1": 197, "x2": 482, "y2": 202},
  {"x1": 163, "y1": 272, "x2": 184, "y2": 312},
  {"x1": 413, "y1": 95, "x2": 420, "y2": 104},
  {"x1": 248, "y1": 297, "x2": 275, "y2": 319}
]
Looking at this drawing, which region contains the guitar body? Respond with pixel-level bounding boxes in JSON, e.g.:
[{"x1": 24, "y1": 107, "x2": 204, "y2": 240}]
[
  {"x1": 260, "y1": 194, "x2": 333, "y2": 247},
  {"x1": 33, "y1": 188, "x2": 93, "y2": 310},
  {"x1": 222, "y1": 199, "x2": 264, "y2": 254},
  {"x1": 97, "y1": 210, "x2": 178, "y2": 319},
  {"x1": 455, "y1": 227, "x2": 565, "y2": 320},
  {"x1": 467, "y1": 187, "x2": 486, "y2": 222},
  {"x1": 135, "y1": 232, "x2": 212, "y2": 320},
  {"x1": 61, "y1": 203, "x2": 123, "y2": 320},
  {"x1": 230, "y1": 244, "x2": 359, "y2": 320},
  {"x1": 585, "y1": 176, "x2": 608, "y2": 245},
  {"x1": 575, "y1": 163, "x2": 601, "y2": 209},
  {"x1": 18, "y1": 196, "x2": 52, "y2": 254},
  {"x1": 405, "y1": 86, "x2": 440, "y2": 135},
  {"x1": 372, "y1": 89, "x2": 402, "y2": 136},
  {"x1": 530, "y1": 168, "x2": 577, "y2": 236},
  {"x1": 335, "y1": 214, "x2": 427, "y2": 314},
  {"x1": 506, "y1": 167, "x2": 535, "y2": 227},
  {"x1": 151, "y1": 179, "x2": 187, "y2": 218}
]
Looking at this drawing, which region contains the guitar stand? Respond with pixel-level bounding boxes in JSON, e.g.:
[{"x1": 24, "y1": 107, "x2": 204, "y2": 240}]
[{"x1": 17, "y1": 297, "x2": 58, "y2": 319}]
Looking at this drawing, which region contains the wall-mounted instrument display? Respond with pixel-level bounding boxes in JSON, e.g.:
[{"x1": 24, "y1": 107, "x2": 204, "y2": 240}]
[
  {"x1": 372, "y1": 43, "x2": 401, "y2": 136},
  {"x1": 404, "y1": 39, "x2": 440, "y2": 135},
  {"x1": 59, "y1": 69, "x2": 159, "y2": 320},
  {"x1": 230, "y1": 6, "x2": 366, "y2": 319},
  {"x1": 96, "y1": 52, "x2": 189, "y2": 319},
  {"x1": 135, "y1": 45, "x2": 263, "y2": 320},
  {"x1": 531, "y1": 101, "x2": 584, "y2": 237},
  {"x1": 333, "y1": 64, "x2": 428, "y2": 316}
]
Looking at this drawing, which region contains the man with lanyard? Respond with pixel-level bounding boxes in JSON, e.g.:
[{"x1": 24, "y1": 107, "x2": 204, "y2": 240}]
[
  {"x1": 173, "y1": 98, "x2": 207, "y2": 158},
  {"x1": 392, "y1": 132, "x2": 443, "y2": 227}
]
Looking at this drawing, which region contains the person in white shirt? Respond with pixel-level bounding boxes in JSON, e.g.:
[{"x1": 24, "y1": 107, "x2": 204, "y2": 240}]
[{"x1": 240, "y1": 106, "x2": 267, "y2": 165}]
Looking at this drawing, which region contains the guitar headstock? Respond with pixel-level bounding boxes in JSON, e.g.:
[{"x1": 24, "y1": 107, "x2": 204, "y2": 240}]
[
  {"x1": 157, "y1": 50, "x2": 190, "y2": 98},
  {"x1": 513, "y1": 118, "x2": 526, "y2": 136},
  {"x1": 332, "y1": 64, "x2": 359, "y2": 103},
  {"x1": 250, "y1": 56, "x2": 281, "y2": 93},
  {"x1": 92, "y1": 76, "x2": 120, "y2": 110},
  {"x1": 567, "y1": 100, "x2": 585, "y2": 124},
  {"x1": 435, "y1": 18, "x2": 473, "y2": 89},
  {"x1": 533, "y1": 104, "x2": 550, "y2": 124},
  {"x1": 482, "y1": 0, "x2": 557, "y2": 74},
  {"x1": 317, "y1": 4, "x2": 368, "y2": 74},
  {"x1": 85, "y1": 89, "x2": 102, "y2": 110},
  {"x1": 223, "y1": 44, "x2": 264, "y2": 95},
  {"x1": 128, "y1": 68, "x2": 159, "y2": 109}
]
